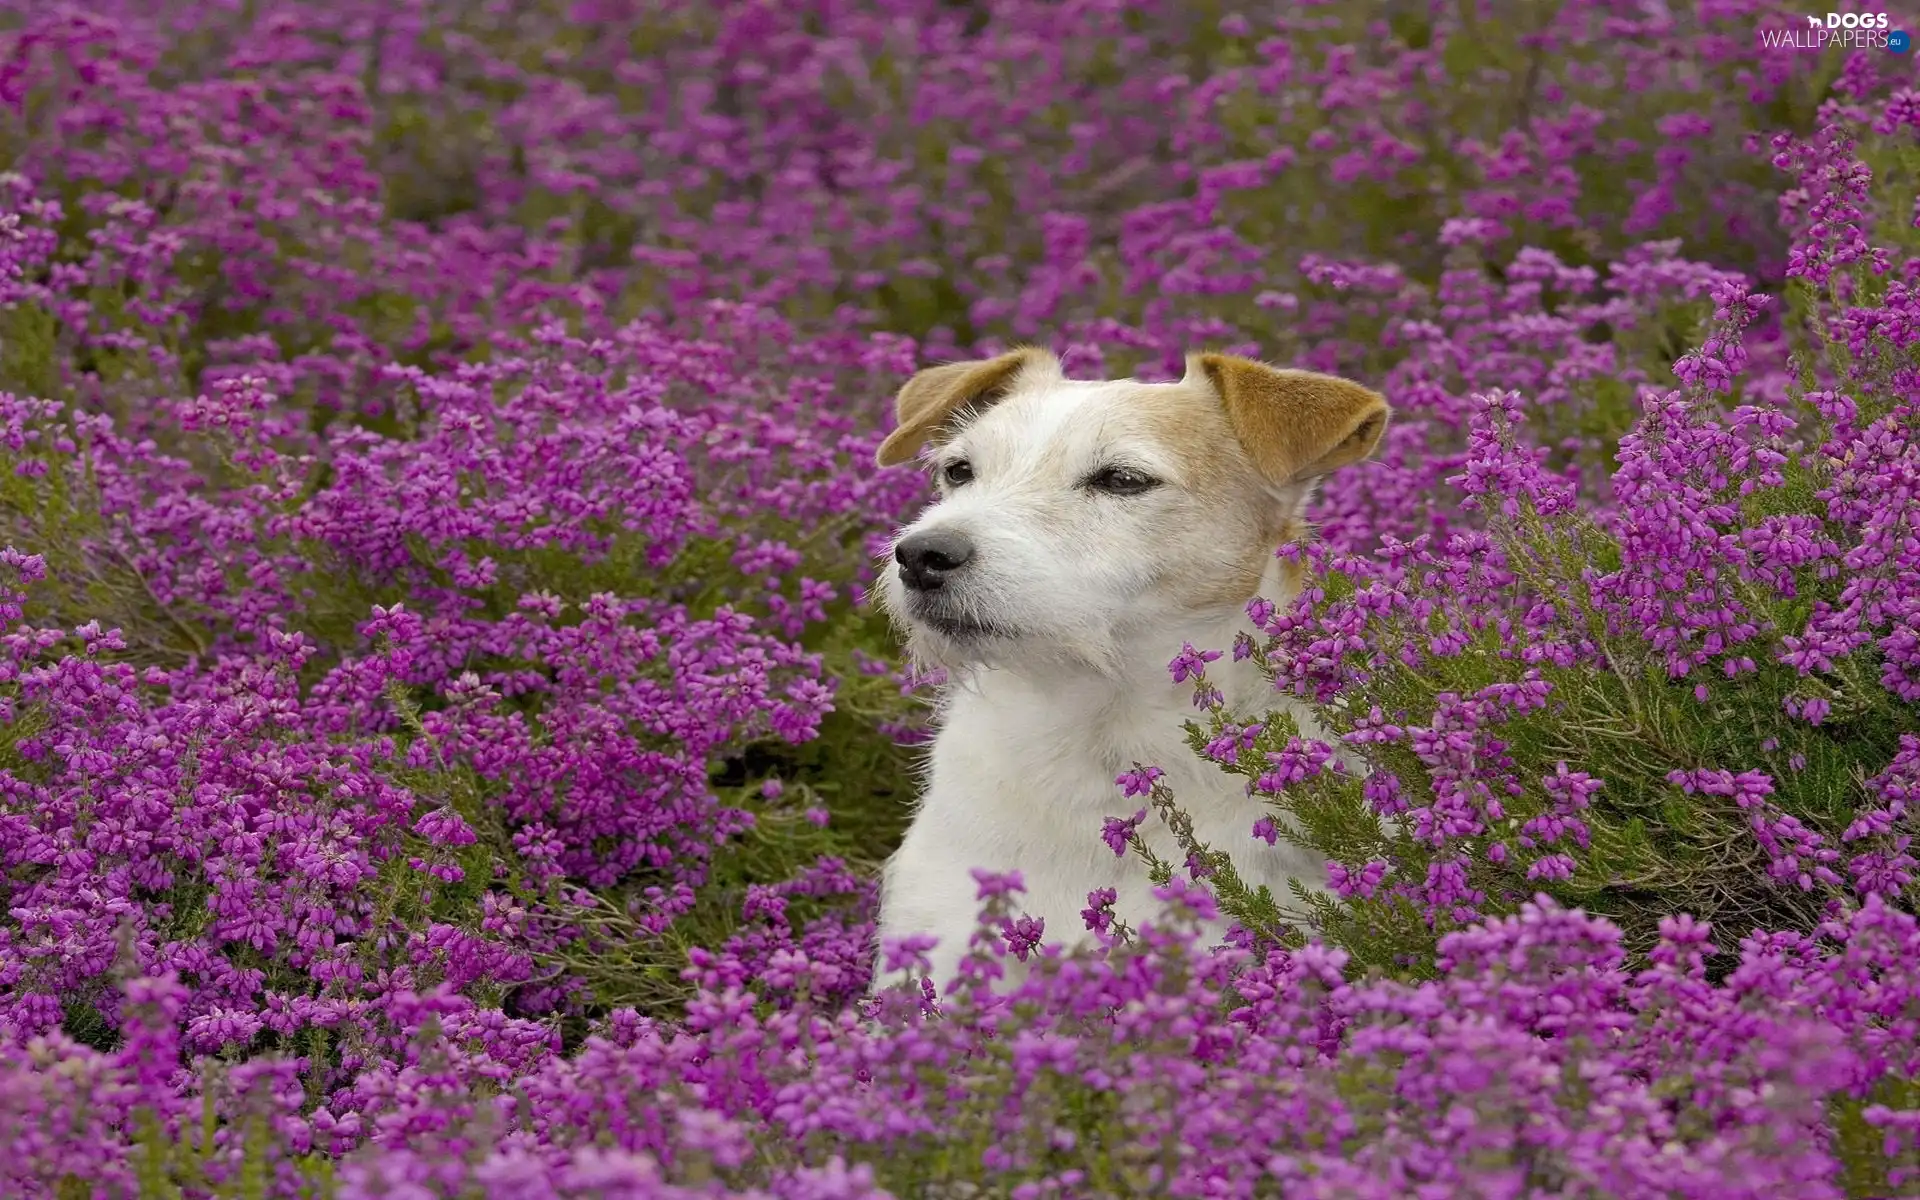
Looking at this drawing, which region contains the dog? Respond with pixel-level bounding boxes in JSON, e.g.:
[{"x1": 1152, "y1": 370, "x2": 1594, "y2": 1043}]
[{"x1": 869, "y1": 347, "x2": 1389, "y2": 996}]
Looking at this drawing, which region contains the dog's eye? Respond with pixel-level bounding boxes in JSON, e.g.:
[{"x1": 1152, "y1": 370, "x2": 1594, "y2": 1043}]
[
  {"x1": 1085, "y1": 466, "x2": 1160, "y2": 496},
  {"x1": 941, "y1": 460, "x2": 975, "y2": 488}
]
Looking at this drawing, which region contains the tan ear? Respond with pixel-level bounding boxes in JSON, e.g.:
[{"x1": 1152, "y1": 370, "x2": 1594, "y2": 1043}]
[
  {"x1": 1186, "y1": 353, "x2": 1389, "y2": 483},
  {"x1": 874, "y1": 348, "x2": 1061, "y2": 467}
]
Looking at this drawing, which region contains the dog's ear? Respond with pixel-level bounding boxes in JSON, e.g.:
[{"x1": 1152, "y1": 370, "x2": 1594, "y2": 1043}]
[
  {"x1": 875, "y1": 348, "x2": 1061, "y2": 467},
  {"x1": 1185, "y1": 353, "x2": 1389, "y2": 483}
]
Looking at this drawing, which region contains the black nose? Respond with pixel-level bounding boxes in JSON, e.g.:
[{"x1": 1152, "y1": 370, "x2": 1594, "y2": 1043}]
[{"x1": 894, "y1": 530, "x2": 975, "y2": 592}]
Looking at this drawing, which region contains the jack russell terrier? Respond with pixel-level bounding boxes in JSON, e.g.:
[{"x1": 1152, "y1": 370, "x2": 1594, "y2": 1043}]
[{"x1": 870, "y1": 347, "x2": 1389, "y2": 994}]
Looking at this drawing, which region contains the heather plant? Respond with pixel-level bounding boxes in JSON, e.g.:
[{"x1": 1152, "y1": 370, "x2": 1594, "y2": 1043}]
[
  {"x1": 0, "y1": 308, "x2": 934, "y2": 1029},
  {"x1": 1127, "y1": 119, "x2": 1920, "y2": 985},
  {"x1": 1, "y1": 1, "x2": 1866, "y2": 366},
  {"x1": 2, "y1": 0, "x2": 1920, "y2": 1195},
  {"x1": 7, "y1": 877, "x2": 1920, "y2": 1196}
]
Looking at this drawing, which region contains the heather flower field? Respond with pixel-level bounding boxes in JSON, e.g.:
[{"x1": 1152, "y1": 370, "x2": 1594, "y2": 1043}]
[{"x1": 2, "y1": 1, "x2": 1920, "y2": 1195}]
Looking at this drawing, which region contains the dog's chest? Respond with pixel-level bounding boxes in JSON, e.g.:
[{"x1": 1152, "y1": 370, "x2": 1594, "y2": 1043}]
[
  {"x1": 919, "y1": 670, "x2": 1284, "y2": 931},
  {"x1": 933, "y1": 677, "x2": 1218, "y2": 816}
]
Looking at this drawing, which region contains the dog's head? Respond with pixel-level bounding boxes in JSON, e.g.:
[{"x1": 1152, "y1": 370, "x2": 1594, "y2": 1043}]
[{"x1": 873, "y1": 347, "x2": 1389, "y2": 674}]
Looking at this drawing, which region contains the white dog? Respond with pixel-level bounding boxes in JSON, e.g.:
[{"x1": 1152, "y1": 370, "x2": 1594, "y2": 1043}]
[{"x1": 870, "y1": 347, "x2": 1389, "y2": 995}]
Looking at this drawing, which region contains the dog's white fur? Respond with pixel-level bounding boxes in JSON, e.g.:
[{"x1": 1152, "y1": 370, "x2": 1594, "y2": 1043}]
[{"x1": 870, "y1": 348, "x2": 1388, "y2": 995}]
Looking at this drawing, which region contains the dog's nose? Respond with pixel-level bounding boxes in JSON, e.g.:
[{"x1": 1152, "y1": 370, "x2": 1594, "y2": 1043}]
[{"x1": 894, "y1": 530, "x2": 975, "y2": 591}]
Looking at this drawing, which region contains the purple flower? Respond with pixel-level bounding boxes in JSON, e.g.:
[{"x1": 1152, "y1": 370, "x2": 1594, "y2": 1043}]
[
  {"x1": 999, "y1": 915, "x2": 1046, "y2": 962},
  {"x1": 1101, "y1": 808, "x2": 1149, "y2": 858}
]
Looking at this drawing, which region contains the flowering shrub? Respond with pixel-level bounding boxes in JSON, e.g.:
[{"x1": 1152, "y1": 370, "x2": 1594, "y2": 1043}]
[
  {"x1": 1141, "y1": 123, "x2": 1920, "y2": 974},
  {"x1": 3, "y1": 0, "x2": 1920, "y2": 1196},
  {"x1": 14, "y1": 880, "x2": 1920, "y2": 1198}
]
